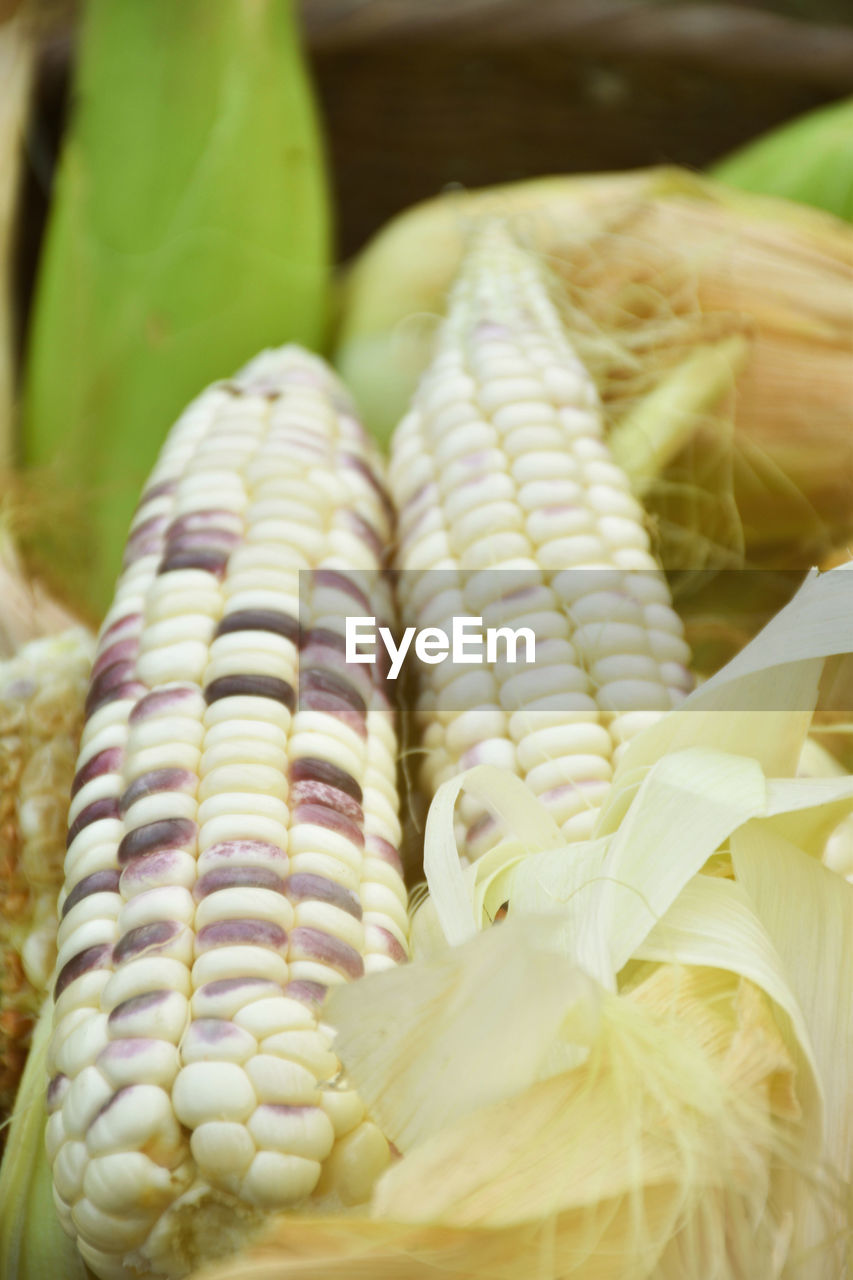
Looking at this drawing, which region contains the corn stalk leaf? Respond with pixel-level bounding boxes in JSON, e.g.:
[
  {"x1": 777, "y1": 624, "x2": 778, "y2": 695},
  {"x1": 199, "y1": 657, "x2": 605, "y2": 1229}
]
[{"x1": 22, "y1": 0, "x2": 330, "y2": 617}]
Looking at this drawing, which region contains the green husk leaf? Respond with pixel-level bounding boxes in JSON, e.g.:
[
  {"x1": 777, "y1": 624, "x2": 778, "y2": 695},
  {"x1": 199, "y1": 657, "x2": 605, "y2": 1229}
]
[
  {"x1": 22, "y1": 0, "x2": 330, "y2": 618},
  {"x1": 712, "y1": 97, "x2": 853, "y2": 224},
  {"x1": 608, "y1": 336, "x2": 749, "y2": 494},
  {"x1": 0, "y1": 1000, "x2": 90, "y2": 1279}
]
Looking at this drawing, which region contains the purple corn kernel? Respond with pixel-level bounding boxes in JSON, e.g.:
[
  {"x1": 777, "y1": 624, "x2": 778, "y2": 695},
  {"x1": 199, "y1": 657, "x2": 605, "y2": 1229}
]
[
  {"x1": 284, "y1": 980, "x2": 326, "y2": 1008},
  {"x1": 159, "y1": 548, "x2": 229, "y2": 578},
  {"x1": 299, "y1": 647, "x2": 374, "y2": 702},
  {"x1": 84, "y1": 662, "x2": 138, "y2": 716},
  {"x1": 107, "y1": 988, "x2": 170, "y2": 1030},
  {"x1": 98, "y1": 611, "x2": 143, "y2": 647},
  {"x1": 71, "y1": 748, "x2": 124, "y2": 800},
  {"x1": 298, "y1": 689, "x2": 367, "y2": 735},
  {"x1": 66, "y1": 797, "x2": 121, "y2": 849},
  {"x1": 47, "y1": 1073, "x2": 69, "y2": 1113},
  {"x1": 129, "y1": 684, "x2": 200, "y2": 725},
  {"x1": 93, "y1": 1085, "x2": 132, "y2": 1124},
  {"x1": 284, "y1": 874, "x2": 362, "y2": 919},
  {"x1": 193, "y1": 977, "x2": 282, "y2": 1016},
  {"x1": 164, "y1": 531, "x2": 239, "y2": 556},
  {"x1": 119, "y1": 849, "x2": 192, "y2": 893},
  {"x1": 97, "y1": 1038, "x2": 163, "y2": 1064},
  {"x1": 310, "y1": 569, "x2": 371, "y2": 613},
  {"x1": 300, "y1": 669, "x2": 366, "y2": 717},
  {"x1": 196, "y1": 840, "x2": 288, "y2": 874},
  {"x1": 117, "y1": 818, "x2": 197, "y2": 864},
  {"x1": 54, "y1": 943, "x2": 113, "y2": 998},
  {"x1": 367, "y1": 925, "x2": 408, "y2": 964},
  {"x1": 125, "y1": 513, "x2": 169, "y2": 545},
  {"x1": 340, "y1": 454, "x2": 394, "y2": 522},
  {"x1": 123, "y1": 536, "x2": 165, "y2": 568},
  {"x1": 184, "y1": 1018, "x2": 248, "y2": 1048},
  {"x1": 91, "y1": 638, "x2": 140, "y2": 681},
  {"x1": 61, "y1": 870, "x2": 122, "y2": 918},
  {"x1": 365, "y1": 836, "x2": 404, "y2": 876},
  {"x1": 204, "y1": 675, "x2": 295, "y2": 710},
  {"x1": 85, "y1": 679, "x2": 148, "y2": 719},
  {"x1": 292, "y1": 802, "x2": 364, "y2": 849},
  {"x1": 290, "y1": 758, "x2": 361, "y2": 803},
  {"x1": 289, "y1": 780, "x2": 362, "y2": 824},
  {"x1": 215, "y1": 610, "x2": 299, "y2": 644},
  {"x1": 134, "y1": 479, "x2": 176, "y2": 512},
  {"x1": 344, "y1": 512, "x2": 385, "y2": 560},
  {"x1": 288, "y1": 927, "x2": 363, "y2": 980},
  {"x1": 299, "y1": 627, "x2": 345, "y2": 656},
  {"x1": 120, "y1": 768, "x2": 197, "y2": 816},
  {"x1": 113, "y1": 920, "x2": 183, "y2": 964},
  {"x1": 194, "y1": 865, "x2": 286, "y2": 899},
  {"x1": 195, "y1": 918, "x2": 288, "y2": 952},
  {"x1": 166, "y1": 510, "x2": 243, "y2": 538}
]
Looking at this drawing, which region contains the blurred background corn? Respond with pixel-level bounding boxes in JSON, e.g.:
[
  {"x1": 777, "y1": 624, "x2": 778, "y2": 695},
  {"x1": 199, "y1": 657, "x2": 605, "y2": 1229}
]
[
  {"x1": 46, "y1": 346, "x2": 409, "y2": 1280},
  {"x1": 390, "y1": 223, "x2": 692, "y2": 860},
  {"x1": 0, "y1": 625, "x2": 92, "y2": 1141}
]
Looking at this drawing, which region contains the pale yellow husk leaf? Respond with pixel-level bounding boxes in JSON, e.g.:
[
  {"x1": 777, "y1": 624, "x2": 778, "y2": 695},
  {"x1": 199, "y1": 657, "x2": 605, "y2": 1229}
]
[{"x1": 195, "y1": 565, "x2": 853, "y2": 1278}]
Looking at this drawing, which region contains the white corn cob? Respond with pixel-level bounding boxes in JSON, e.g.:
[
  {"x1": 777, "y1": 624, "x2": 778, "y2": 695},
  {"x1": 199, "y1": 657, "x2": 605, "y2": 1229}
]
[
  {"x1": 389, "y1": 224, "x2": 692, "y2": 857},
  {"x1": 0, "y1": 628, "x2": 92, "y2": 1127},
  {"x1": 46, "y1": 348, "x2": 409, "y2": 1280}
]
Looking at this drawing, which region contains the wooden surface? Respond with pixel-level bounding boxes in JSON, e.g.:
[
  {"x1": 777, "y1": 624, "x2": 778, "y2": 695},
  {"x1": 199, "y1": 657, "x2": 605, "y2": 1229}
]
[{"x1": 297, "y1": 1, "x2": 853, "y2": 257}]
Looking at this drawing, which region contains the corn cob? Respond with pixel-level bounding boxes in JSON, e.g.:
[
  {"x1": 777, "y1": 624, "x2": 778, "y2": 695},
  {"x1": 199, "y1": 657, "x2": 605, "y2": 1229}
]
[
  {"x1": 0, "y1": 628, "x2": 92, "y2": 1131},
  {"x1": 389, "y1": 224, "x2": 692, "y2": 858},
  {"x1": 46, "y1": 347, "x2": 409, "y2": 1280}
]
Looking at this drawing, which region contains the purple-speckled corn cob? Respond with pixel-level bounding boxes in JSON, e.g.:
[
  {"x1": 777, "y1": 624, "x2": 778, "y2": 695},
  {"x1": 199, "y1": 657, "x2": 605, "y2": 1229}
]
[
  {"x1": 389, "y1": 225, "x2": 693, "y2": 859},
  {"x1": 46, "y1": 348, "x2": 409, "y2": 1280}
]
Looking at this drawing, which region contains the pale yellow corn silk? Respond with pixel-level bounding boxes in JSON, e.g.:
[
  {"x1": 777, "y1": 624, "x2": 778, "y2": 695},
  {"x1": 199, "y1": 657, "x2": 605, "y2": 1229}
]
[
  {"x1": 287, "y1": 566, "x2": 853, "y2": 1280},
  {"x1": 0, "y1": 626, "x2": 93, "y2": 1125},
  {"x1": 338, "y1": 170, "x2": 853, "y2": 571}
]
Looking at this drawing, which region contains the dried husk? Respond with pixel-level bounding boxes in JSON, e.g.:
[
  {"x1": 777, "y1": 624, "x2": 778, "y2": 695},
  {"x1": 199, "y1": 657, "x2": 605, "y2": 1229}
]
[
  {"x1": 187, "y1": 567, "x2": 853, "y2": 1279},
  {"x1": 335, "y1": 168, "x2": 853, "y2": 569}
]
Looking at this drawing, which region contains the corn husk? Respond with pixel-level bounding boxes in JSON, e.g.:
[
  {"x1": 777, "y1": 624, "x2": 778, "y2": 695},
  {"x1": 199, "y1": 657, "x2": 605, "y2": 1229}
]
[
  {"x1": 194, "y1": 566, "x2": 853, "y2": 1280},
  {"x1": 0, "y1": 619, "x2": 92, "y2": 1133},
  {"x1": 0, "y1": 1000, "x2": 90, "y2": 1279},
  {"x1": 335, "y1": 168, "x2": 853, "y2": 570},
  {"x1": 22, "y1": 0, "x2": 331, "y2": 618},
  {"x1": 712, "y1": 96, "x2": 853, "y2": 224}
]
